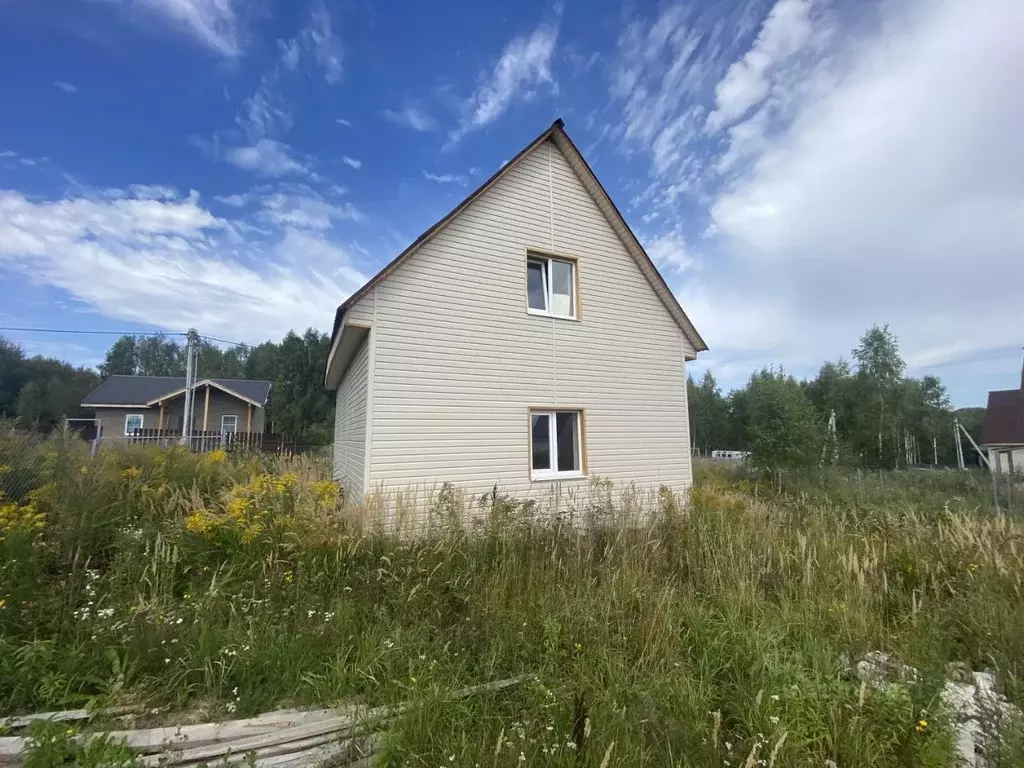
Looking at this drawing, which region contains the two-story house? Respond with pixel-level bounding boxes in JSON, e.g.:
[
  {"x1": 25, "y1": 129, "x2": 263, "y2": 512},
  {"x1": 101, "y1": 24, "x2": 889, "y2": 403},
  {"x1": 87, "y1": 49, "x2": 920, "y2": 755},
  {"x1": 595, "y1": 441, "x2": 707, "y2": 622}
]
[{"x1": 324, "y1": 119, "x2": 707, "y2": 509}]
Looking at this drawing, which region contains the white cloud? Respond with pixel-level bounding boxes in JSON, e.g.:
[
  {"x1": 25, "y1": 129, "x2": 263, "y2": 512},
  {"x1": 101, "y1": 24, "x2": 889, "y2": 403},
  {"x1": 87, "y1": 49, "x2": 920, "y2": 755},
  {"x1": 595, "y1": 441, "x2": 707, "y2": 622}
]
[
  {"x1": 645, "y1": 230, "x2": 693, "y2": 272},
  {"x1": 422, "y1": 171, "x2": 468, "y2": 186},
  {"x1": 215, "y1": 193, "x2": 248, "y2": 207},
  {"x1": 0, "y1": 151, "x2": 16, "y2": 158},
  {"x1": 0, "y1": 188, "x2": 366, "y2": 343},
  {"x1": 690, "y1": 0, "x2": 1024, "y2": 383},
  {"x1": 382, "y1": 106, "x2": 436, "y2": 132},
  {"x1": 305, "y1": 0, "x2": 343, "y2": 84},
  {"x1": 451, "y1": 15, "x2": 560, "y2": 142},
  {"x1": 129, "y1": 0, "x2": 242, "y2": 58},
  {"x1": 336, "y1": 118, "x2": 352, "y2": 127},
  {"x1": 237, "y1": 72, "x2": 293, "y2": 141},
  {"x1": 609, "y1": 5, "x2": 727, "y2": 177},
  {"x1": 225, "y1": 139, "x2": 308, "y2": 177},
  {"x1": 342, "y1": 156, "x2": 361, "y2": 170},
  {"x1": 259, "y1": 192, "x2": 362, "y2": 229},
  {"x1": 129, "y1": 185, "x2": 180, "y2": 200},
  {"x1": 278, "y1": 37, "x2": 301, "y2": 70},
  {"x1": 52, "y1": 80, "x2": 77, "y2": 94},
  {"x1": 706, "y1": 0, "x2": 818, "y2": 131}
]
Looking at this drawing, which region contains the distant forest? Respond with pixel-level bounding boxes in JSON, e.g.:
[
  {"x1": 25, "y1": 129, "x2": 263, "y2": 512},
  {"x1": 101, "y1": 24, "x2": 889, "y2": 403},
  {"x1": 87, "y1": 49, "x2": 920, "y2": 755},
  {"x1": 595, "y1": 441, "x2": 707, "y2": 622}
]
[
  {"x1": 687, "y1": 325, "x2": 986, "y2": 469},
  {"x1": 2, "y1": 324, "x2": 986, "y2": 464}
]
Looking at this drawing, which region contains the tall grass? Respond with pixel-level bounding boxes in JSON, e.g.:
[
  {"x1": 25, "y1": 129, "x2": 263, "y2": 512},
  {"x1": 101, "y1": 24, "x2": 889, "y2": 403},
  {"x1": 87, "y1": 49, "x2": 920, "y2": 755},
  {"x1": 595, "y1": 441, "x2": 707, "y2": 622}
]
[{"x1": 1, "y1": 431, "x2": 1022, "y2": 766}]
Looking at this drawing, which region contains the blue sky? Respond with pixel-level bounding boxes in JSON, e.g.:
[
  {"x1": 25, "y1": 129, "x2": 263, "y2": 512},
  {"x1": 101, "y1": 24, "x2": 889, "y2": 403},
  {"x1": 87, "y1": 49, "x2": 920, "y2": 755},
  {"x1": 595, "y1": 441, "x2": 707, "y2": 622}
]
[{"x1": 1, "y1": 0, "x2": 1022, "y2": 407}]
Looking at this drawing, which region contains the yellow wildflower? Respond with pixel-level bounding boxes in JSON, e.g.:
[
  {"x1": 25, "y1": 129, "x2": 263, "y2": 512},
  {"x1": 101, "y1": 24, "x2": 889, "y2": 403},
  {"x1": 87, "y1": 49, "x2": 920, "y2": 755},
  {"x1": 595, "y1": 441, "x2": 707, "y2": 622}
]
[
  {"x1": 915, "y1": 719, "x2": 928, "y2": 733},
  {"x1": 274, "y1": 473, "x2": 298, "y2": 493},
  {"x1": 315, "y1": 480, "x2": 338, "y2": 505},
  {"x1": 206, "y1": 449, "x2": 227, "y2": 464},
  {"x1": 0, "y1": 465, "x2": 9, "y2": 475},
  {"x1": 0, "y1": 599, "x2": 6, "y2": 610},
  {"x1": 226, "y1": 497, "x2": 250, "y2": 520},
  {"x1": 121, "y1": 467, "x2": 141, "y2": 480},
  {"x1": 240, "y1": 522, "x2": 264, "y2": 545},
  {"x1": 0, "y1": 502, "x2": 46, "y2": 536},
  {"x1": 184, "y1": 511, "x2": 220, "y2": 535},
  {"x1": 283, "y1": 570, "x2": 294, "y2": 584},
  {"x1": 79, "y1": 466, "x2": 89, "y2": 475}
]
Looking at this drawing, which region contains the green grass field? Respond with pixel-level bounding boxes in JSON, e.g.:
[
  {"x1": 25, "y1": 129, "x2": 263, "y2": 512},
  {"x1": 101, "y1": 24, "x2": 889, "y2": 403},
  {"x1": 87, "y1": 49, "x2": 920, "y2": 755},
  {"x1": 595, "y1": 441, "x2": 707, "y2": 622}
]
[{"x1": 1, "y1": 430, "x2": 1022, "y2": 766}]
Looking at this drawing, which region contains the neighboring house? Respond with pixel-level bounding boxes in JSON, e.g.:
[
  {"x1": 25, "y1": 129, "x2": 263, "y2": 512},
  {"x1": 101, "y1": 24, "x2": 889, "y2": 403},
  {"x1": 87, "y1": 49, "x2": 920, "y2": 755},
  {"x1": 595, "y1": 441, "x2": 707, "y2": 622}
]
[
  {"x1": 980, "y1": 362, "x2": 1024, "y2": 474},
  {"x1": 81, "y1": 376, "x2": 271, "y2": 442},
  {"x1": 324, "y1": 119, "x2": 707, "y2": 507}
]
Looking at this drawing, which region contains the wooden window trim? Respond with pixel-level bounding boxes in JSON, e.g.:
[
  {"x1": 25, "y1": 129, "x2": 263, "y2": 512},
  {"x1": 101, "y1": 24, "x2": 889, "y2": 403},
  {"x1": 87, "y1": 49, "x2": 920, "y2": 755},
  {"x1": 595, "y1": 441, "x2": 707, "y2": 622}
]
[
  {"x1": 527, "y1": 406, "x2": 588, "y2": 481},
  {"x1": 524, "y1": 248, "x2": 582, "y2": 321}
]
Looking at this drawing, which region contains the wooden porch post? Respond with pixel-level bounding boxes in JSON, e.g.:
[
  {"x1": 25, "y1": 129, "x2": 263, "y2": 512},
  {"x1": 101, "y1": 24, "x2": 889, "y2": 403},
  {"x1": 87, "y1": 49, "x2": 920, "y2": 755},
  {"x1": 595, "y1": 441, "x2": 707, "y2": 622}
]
[
  {"x1": 202, "y1": 385, "x2": 210, "y2": 431},
  {"x1": 247, "y1": 403, "x2": 252, "y2": 433},
  {"x1": 157, "y1": 403, "x2": 165, "y2": 430}
]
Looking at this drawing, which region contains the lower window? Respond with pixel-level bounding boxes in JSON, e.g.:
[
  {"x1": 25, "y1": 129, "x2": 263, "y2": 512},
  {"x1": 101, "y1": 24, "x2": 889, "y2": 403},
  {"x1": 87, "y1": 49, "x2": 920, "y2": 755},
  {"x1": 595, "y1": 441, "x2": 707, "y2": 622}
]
[
  {"x1": 221, "y1": 414, "x2": 238, "y2": 434},
  {"x1": 124, "y1": 413, "x2": 144, "y2": 435},
  {"x1": 530, "y1": 409, "x2": 584, "y2": 479}
]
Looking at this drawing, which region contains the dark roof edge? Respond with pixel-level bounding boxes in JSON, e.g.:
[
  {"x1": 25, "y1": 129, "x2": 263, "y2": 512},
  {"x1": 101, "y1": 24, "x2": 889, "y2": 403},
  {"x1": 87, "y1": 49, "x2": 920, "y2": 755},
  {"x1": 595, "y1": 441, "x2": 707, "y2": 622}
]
[
  {"x1": 330, "y1": 119, "x2": 565, "y2": 344},
  {"x1": 552, "y1": 128, "x2": 708, "y2": 353}
]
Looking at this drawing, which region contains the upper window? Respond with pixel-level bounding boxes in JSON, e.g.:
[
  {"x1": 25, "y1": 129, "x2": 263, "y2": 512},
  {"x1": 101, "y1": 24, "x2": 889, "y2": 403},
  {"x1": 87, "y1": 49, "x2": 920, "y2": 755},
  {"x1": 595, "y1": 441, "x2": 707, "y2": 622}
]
[
  {"x1": 530, "y1": 409, "x2": 584, "y2": 480},
  {"x1": 124, "y1": 413, "x2": 144, "y2": 435},
  {"x1": 221, "y1": 414, "x2": 238, "y2": 434},
  {"x1": 527, "y1": 254, "x2": 576, "y2": 319}
]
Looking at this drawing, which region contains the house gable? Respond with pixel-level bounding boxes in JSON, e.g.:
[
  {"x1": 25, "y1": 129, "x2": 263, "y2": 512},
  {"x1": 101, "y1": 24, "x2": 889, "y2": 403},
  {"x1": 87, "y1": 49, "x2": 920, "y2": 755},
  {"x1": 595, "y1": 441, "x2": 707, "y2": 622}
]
[{"x1": 324, "y1": 120, "x2": 705, "y2": 388}]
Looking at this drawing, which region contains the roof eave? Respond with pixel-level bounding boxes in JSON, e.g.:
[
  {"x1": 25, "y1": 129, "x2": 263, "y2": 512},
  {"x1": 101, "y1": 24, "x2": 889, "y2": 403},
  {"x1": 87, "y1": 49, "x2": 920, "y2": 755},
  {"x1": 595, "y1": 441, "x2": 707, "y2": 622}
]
[{"x1": 327, "y1": 119, "x2": 566, "y2": 353}]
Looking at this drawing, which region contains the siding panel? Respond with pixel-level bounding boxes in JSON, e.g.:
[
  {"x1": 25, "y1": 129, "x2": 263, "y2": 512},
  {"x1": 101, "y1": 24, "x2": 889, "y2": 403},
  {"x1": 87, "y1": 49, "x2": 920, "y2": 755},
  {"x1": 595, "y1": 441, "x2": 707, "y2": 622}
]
[
  {"x1": 333, "y1": 336, "x2": 369, "y2": 501},
  {"x1": 367, "y1": 139, "x2": 693, "y2": 510}
]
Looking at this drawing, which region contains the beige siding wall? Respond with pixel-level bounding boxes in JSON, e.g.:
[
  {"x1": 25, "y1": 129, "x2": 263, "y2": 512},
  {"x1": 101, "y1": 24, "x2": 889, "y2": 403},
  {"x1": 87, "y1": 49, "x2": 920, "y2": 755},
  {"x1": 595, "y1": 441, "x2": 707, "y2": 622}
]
[
  {"x1": 334, "y1": 336, "x2": 370, "y2": 501},
  {"x1": 364, "y1": 139, "x2": 693, "y2": 509}
]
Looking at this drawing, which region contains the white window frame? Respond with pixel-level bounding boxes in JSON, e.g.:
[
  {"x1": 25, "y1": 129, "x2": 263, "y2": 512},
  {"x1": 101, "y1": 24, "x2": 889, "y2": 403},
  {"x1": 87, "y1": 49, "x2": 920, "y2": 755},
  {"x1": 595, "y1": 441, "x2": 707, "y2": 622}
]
[
  {"x1": 221, "y1": 414, "x2": 238, "y2": 434},
  {"x1": 529, "y1": 409, "x2": 585, "y2": 480},
  {"x1": 124, "y1": 413, "x2": 144, "y2": 435},
  {"x1": 526, "y1": 254, "x2": 577, "y2": 320}
]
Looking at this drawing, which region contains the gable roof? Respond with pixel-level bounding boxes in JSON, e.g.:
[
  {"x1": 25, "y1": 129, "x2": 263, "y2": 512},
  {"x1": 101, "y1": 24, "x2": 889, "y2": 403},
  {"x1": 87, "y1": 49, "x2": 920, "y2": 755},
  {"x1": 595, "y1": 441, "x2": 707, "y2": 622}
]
[
  {"x1": 327, "y1": 119, "x2": 707, "y2": 379},
  {"x1": 82, "y1": 375, "x2": 272, "y2": 408},
  {"x1": 980, "y1": 388, "x2": 1024, "y2": 446}
]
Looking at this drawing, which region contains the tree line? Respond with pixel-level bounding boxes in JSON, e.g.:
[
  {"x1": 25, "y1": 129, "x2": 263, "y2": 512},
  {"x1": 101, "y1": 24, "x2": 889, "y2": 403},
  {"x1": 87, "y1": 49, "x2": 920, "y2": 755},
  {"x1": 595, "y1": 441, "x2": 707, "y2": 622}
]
[
  {"x1": 688, "y1": 325, "x2": 986, "y2": 469},
  {"x1": 3, "y1": 323, "x2": 986, "y2": 464},
  {"x1": 0, "y1": 330, "x2": 335, "y2": 444}
]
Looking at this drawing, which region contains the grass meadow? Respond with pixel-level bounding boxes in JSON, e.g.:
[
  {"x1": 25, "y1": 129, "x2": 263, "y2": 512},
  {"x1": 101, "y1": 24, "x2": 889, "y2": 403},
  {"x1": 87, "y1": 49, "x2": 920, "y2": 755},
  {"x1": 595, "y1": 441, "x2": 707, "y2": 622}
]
[{"x1": 1, "y1": 428, "x2": 1022, "y2": 766}]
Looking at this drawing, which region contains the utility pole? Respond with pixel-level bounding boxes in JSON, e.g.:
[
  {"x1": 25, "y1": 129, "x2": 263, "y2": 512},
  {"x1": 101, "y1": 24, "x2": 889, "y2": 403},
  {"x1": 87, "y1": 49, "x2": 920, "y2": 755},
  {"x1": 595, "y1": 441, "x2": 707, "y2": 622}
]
[
  {"x1": 953, "y1": 419, "x2": 965, "y2": 470},
  {"x1": 181, "y1": 329, "x2": 200, "y2": 446}
]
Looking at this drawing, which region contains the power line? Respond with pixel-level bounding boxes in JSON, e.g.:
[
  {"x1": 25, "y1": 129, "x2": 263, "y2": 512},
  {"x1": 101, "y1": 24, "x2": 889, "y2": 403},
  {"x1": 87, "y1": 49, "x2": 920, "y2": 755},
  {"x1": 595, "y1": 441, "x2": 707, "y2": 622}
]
[
  {"x1": 199, "y1": 334, "x2": 249, "y2": 348},
  {"x1": 1, "y1": 327, "x2": 256, "y2": 351},
  {"x1": 0, "y1": 326, "x2": 186, "y2": 337}
]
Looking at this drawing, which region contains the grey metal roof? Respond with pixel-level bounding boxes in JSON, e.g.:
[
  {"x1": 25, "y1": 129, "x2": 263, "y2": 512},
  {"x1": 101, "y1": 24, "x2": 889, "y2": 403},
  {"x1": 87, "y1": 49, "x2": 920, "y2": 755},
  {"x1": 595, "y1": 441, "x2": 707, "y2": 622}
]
[{"x1": 82, "y1": 376, "x2": 272, "y2": 407}]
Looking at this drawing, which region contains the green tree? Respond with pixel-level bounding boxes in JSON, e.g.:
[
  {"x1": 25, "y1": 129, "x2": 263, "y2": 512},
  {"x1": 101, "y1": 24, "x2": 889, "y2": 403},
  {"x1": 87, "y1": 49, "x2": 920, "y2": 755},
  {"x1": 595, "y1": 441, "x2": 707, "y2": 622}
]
[
  {"x1": 99, "y1": 336, "x2": 138, "y2": 377},
  {"x1": 852, "y1": 324, "x2": 906, "y2": 467},
  {"x1": 746, "y1": 369, "x2": 821, "y2": 470},
  {"x1": 0, "y1": 339, "x2": 30, "y2": 417},
  {"x1": 687, "y1": 370, "x2": 730, "y2": 455},
  {"x1": 135, "y1": 335, "x2": 184, "y2": 376}
]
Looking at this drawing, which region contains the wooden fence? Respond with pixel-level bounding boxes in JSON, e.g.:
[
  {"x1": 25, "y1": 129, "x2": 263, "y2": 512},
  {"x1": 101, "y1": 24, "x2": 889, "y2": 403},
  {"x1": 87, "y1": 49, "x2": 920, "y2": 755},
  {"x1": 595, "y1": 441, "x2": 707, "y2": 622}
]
[{"x1": 126, "y1": 429, "x2": 299, "y2": 455}]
